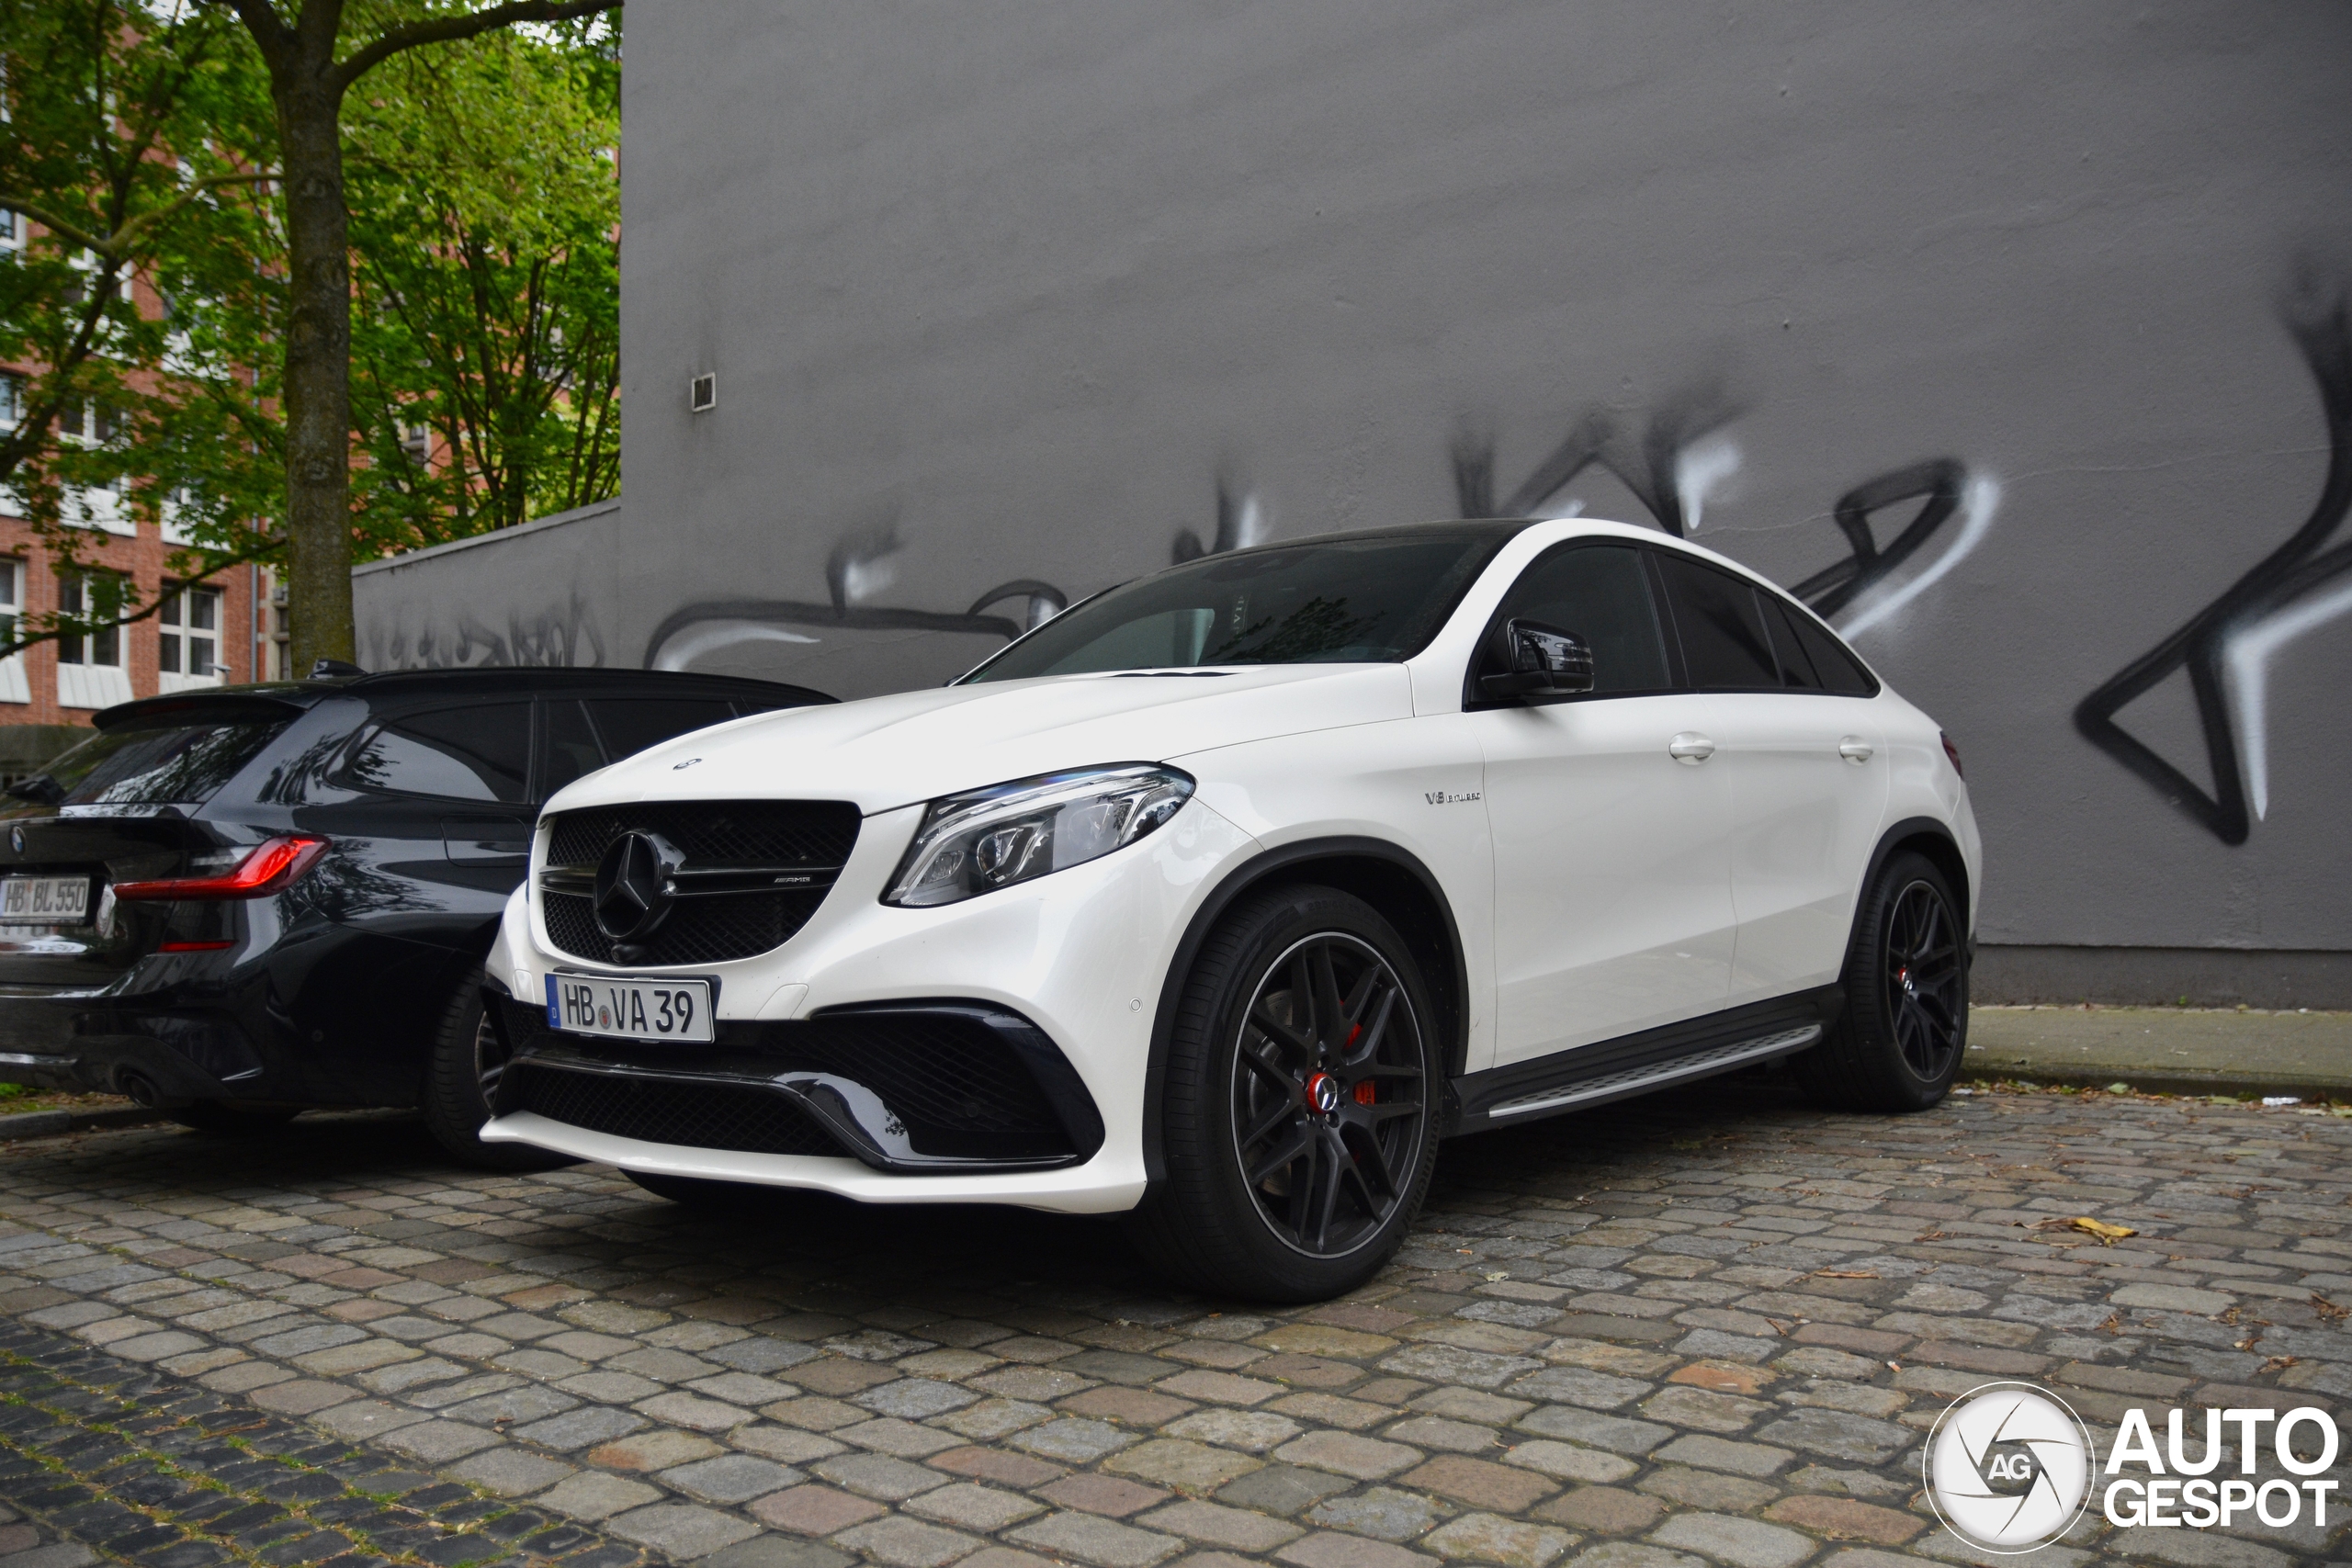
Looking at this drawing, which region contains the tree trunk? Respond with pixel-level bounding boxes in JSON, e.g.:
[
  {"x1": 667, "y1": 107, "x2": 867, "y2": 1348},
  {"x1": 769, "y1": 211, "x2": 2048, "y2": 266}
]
[{"x1": 274, "y1": 71, "x2": 356, "y2": 673}]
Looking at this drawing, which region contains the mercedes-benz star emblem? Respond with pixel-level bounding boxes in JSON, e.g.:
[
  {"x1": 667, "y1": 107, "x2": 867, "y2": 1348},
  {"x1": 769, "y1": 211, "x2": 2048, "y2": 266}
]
[{"x1": 593, "y1": 830, "x2": 683, "y2": 942}]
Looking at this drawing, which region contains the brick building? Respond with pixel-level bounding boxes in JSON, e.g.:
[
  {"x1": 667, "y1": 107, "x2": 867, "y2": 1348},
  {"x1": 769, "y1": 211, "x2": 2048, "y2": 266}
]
[{"x1": 0, "y1": 210, "x2": 276, "y2": 761}]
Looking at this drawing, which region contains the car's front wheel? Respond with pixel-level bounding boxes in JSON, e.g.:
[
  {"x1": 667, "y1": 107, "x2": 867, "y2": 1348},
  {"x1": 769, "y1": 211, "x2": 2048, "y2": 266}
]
[
  {"x1": 423, "y1": 972, "x2": 578, "y2": 1170},
  {"x1": 1794, "y1": 849, "x2": 1968, "y2": 1111},
  {"x1": 1125, "y1": 884, "x2": 1440, "y2": 1302}
]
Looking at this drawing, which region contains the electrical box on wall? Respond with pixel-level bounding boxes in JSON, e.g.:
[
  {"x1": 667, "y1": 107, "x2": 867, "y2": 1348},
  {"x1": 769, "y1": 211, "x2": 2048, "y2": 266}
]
[{"x1": 689, "y1": 373, "x2": 716, "y2": 412}]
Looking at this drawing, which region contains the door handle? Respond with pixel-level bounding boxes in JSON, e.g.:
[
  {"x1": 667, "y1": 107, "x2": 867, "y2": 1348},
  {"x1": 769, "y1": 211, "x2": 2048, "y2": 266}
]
[
  {"x1": 1668, "y1": 732, "x2": 1715, "y2": 764},
  {"x1": 1838, "y1": 736, "x2": 1874, "y2": 764}
]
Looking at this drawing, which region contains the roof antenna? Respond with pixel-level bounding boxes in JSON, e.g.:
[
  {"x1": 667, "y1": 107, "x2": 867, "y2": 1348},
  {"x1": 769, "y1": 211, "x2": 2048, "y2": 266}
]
[{"x1": 309, "y1": 659, "x2": 365, "y2": 680}]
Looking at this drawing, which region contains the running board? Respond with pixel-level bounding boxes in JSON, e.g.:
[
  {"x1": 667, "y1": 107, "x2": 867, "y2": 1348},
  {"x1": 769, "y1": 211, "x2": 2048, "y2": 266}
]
[
  {"x1": 1442, "y1": 986, "x2": 1841, "y2": 1134},
  {"x1": 1484, "y1": 1024, "x2": 1820, "y2": 1122}
]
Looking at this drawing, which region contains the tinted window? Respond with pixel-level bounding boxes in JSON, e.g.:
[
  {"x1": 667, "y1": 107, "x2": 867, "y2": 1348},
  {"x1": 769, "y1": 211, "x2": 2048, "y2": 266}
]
[
  {"x1": 344, "y1": 703, "x2": 530, "y2": 802},
  {"x1": 586, "y1": 698, "x2": 741, "y2": 761},
  {"x1": 541, "y1": 700, "x2": 605, "y2": 796},
  {"x1": 39, "y1": 719, "x2": 285, "y2": 806},
  {"x1": 1778, "y1": 600, "x2": 1877, "y2": 695},
  {"x1": 965, "y1": 529, "x2": 1517, "y2": 682},
  {"x1": 1760, "y1": 596, "x2": 1822, "y2": 689},
  {"x1": 1657, "y1": 555, "x2": 1779, "y2": 690},
  {"x1": 1487, "y1": 544, "x2": 1669, "y2": 694}
]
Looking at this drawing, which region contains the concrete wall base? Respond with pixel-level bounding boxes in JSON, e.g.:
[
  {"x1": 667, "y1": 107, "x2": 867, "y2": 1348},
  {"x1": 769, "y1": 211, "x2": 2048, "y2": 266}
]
[{"x1": 1974, "y1": 945, "x2": 2352, "y2": 1010}]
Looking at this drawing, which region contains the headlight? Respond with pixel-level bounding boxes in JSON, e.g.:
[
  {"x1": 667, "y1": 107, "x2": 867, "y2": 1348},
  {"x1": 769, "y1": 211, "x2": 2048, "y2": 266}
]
[{"x1": 884, "y1": 764, "x2": 1195, "y2": 908}]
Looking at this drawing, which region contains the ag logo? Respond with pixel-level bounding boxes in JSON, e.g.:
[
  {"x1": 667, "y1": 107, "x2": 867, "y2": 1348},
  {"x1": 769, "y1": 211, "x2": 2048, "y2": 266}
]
[{"x1": 1925, "y1": 1382, "x2": 2094, "y2": 1553}]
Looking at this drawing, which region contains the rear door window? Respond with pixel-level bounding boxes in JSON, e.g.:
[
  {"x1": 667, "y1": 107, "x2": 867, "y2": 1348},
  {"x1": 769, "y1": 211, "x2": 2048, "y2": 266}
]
[
  {"x1": 1656, "y1": 555, "x2": 1780, "y2": 690},
  {"x1": 539, "y1": 700, "x2": 606, "y2": 798},
  {"x1": 38, "y1": 718, "x2": 286, "y2": 806},
  {"x1": 583, "y1": 698, "x2": 741, "y2": 762},
  {"x1": 1774, "y1": 599, "x2": 1878, "y2": 695},
  {"x1": 343, "y1": 703, "x2": 531, "y2": 802}
]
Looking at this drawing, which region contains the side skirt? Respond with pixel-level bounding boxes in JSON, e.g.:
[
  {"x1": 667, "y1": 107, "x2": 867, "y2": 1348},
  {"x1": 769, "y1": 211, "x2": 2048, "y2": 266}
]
[{"x1": 1443, "y1": 986, "x2": 1843, "y2": 1134}]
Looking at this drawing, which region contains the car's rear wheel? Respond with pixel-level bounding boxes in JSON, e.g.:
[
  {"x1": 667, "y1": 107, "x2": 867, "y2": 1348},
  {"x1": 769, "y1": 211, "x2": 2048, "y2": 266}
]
[
  {"x1": 423, "y1": 972, "x2": 577, "y2": 1170},
  {"x1": 1794, "y1": 850, "x2": 1968, "y2": 1111},
  {"x1": 1125, "y1": 885, "x2": 1440, "y2": 1302}
]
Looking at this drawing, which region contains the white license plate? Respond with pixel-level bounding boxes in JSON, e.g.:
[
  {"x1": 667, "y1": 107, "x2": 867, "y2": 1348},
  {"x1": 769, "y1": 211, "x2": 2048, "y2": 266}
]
[
  {"x1": 546, "y1": 975, "x2": 714, "y2": 1043},
  {"x1": 1, "y1": 875, "x2": 91, "y2": 926}
]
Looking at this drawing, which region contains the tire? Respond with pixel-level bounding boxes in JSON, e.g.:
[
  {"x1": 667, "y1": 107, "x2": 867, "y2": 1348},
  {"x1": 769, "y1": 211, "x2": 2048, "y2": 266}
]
[
  {"x1": 168, "y1": 1103, "x2": 300, "y2": 1135},
  {"x1": 1794, "y1": 850, "x2": 1969, "y2": 1112},
  {"x1": 1125, "y1": 884, "x2": 1442, "y2": 1303},
  {"x1": 423, "y1": 972, "x2": 578, "y2": 1171}
]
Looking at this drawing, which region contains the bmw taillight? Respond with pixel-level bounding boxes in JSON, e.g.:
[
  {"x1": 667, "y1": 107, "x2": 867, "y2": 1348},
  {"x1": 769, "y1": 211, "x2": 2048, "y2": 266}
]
[{"x1": 113, "y1": 835, "x2": 329, "y2": 901}]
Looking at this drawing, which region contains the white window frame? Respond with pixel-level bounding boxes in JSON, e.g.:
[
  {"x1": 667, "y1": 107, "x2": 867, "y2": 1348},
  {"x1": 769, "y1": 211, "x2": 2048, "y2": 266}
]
[
  {"x1": 0, "y1": 559, "x2": 27, "y2": 705},
  {"x1": 54, "y1": 571, "x2": 133, "y2": 710},
  {"x1": 158, "y1": 581, "x2": 225, "y2": 693}
]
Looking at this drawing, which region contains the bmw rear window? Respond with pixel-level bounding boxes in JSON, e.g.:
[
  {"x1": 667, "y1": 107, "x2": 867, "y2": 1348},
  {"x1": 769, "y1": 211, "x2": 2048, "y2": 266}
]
[{"x1": 37, "y1": 719, "x2": 288, "y2": 806}]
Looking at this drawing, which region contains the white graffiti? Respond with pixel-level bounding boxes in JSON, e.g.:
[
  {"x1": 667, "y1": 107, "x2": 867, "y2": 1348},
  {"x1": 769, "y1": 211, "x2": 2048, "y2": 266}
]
[
  {"x1": 1838, "y1": 475, "x2": 2001, "y2": 640},
  {"x1": 2224, "y1": 573, "x2": 2352, "y2": 821}
]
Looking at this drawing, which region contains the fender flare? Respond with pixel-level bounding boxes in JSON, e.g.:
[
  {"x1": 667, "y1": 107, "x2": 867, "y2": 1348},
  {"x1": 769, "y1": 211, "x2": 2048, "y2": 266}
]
[
  {"x1": 1858, "y1": 815, "x2": 1973, "y2": 942},
  {"x1": 1138, "y1": 835, "x2": 1470, "y2": 1187}
]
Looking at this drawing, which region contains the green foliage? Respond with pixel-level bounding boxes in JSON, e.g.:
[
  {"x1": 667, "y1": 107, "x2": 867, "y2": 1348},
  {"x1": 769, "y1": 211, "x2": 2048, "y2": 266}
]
[
  {"x1": 0, "y1": 3, "x2": 623, "y2": 653},
  {"x1": 0, "y1": 0, "x2": 282, "y2": 651},
  {"x1": 344, "y1": 21, "x2": 621, "y2": 548}
]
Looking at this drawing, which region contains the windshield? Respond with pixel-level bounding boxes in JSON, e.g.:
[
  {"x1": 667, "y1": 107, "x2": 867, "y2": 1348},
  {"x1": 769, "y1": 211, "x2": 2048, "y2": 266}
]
[
  {"x1": 29, "y1": 718, "x2": 287, "y2": 807},
  {"x1": 964, "y1": 527, "x2": 1520, "y2": 682}
]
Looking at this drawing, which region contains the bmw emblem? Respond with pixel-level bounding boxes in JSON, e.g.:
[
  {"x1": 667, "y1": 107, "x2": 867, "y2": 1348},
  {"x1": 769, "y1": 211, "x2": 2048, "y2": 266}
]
[{"x1": 8, "y1": 825, "x2": 22, "y2": 855}]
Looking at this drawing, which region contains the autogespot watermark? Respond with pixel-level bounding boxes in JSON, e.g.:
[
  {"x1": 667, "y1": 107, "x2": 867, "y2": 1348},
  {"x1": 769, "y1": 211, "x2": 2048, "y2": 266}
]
[{"x1": 1923, "y1": 1382, "x2": 2343, "y2": 1553}]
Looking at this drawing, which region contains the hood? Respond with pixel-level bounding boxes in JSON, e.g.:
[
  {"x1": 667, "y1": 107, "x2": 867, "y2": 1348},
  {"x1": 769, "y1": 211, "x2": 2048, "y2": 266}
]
[{"x1": 545, "y1": 664, "x2": 1413, "y2": 817}]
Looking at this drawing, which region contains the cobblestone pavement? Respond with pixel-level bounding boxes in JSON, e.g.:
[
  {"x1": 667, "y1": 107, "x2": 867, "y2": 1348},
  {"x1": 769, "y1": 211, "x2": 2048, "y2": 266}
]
[{"x1": 3, "y1": 1079, "x2": 2348, "y2": 1568}]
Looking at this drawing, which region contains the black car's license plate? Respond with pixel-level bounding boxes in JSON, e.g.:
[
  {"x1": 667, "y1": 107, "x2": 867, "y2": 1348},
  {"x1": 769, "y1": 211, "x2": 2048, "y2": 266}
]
[
  {"x1": 545, "y1": 975, "x2": 714, "y2": 1043},
  {"x1": 1, "y1": 875, "x2": 91, "y2": 926}
]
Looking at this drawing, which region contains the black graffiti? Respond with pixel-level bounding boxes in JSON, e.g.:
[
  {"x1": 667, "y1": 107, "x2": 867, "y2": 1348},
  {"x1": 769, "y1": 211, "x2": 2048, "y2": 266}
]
[
  {"x1": 1451, "y1": 388, "x2": 1741, "y2": 535},
  {"x1": 1791, "y1": 460, "x2": 1967, "y2": 618},
  {"x1": 1172, "y1": 479, "x2": 1258, "y2": 564},
  {"x1": 367, "y1": 588, "x2": 608, "y2": 670},
  {"x1": 1451, "y1": 391, "x2": 1973, "y2": 623},
  {"x1": 644, "y1": 517, "x2": 1067, "y2": 670},
  {"x1": 2075, "y1": 279, "x2": 2352, "y2": 846}
]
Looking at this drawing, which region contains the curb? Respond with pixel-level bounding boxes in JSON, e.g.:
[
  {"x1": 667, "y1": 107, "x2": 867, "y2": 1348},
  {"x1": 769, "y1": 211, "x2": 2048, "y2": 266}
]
[
  {"x1": 0, "y1": 1104, "x2": 164, "y2": 1141},
  {"x1": 1962, "y1": 1063, "x2": 2352, "y2": 1102}
]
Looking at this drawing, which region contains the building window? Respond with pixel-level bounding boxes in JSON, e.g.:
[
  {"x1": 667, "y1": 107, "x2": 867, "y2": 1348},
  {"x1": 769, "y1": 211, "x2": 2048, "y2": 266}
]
[
  {"x1": 0, "y1": 559, "x2": 27, "y2": 705},
  {"x1": 159, "y1": 582, "x2": 223, "y2": 689},
  {"x1": 56, "y1": 573, "x2": 122, "y2": 667},
  {"x1": 54, "y1": 571, "x2": 132, "y2": 710},
  {"x1": 0, "y1": 208, "x2": 20, "y2": 254},
  {"x1": 0, "y1": 371, "x2": 17, "y2": 430}
]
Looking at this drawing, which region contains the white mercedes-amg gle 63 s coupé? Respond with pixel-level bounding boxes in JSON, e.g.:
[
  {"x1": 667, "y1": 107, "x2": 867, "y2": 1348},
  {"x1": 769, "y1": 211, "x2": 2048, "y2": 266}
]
[{"x1": 479, "y1": 518, "x2": 1979, "y2": 1301}]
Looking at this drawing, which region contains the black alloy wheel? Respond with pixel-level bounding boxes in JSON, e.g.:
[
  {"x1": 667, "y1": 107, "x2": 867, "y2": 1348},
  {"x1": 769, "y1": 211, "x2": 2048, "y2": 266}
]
[
  {"x1": 1794, "y1": 849, "x2": 1969, "y2": 1111},
  {"x1": 422, "y1": 972, "x2": 576, "y2": 1170},
  {"x1": 1883, "y1": 878, "x2": 1963, "y2": 1080},
  {"x1": 1125, "y1": 883, "x2": 1442, "y2": 1301},
  {"x1": 1230, "y1": 932, "x2": 1428, "y2": 1258}
]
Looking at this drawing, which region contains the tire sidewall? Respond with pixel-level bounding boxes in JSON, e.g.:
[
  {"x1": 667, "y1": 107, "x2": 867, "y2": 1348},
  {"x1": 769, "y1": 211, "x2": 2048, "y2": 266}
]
[
  {"x1": 1170, "y1": 886, "x2": 1441, "y2": 1297},
  {"x1": 1853, "y1": 852, "x2": 1968, "y2": 1104}
]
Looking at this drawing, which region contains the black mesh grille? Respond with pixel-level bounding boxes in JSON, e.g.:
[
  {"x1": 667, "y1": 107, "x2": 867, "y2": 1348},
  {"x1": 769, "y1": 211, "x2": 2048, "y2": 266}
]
[
  {"x1": 538, "y1": 800, "x2": 859, "y2": 965},
  {"x1": 548, "y1": 802, "x2": 858, "y2": 873},
  {"x1": 789, "y1": 1013, "x2": 1063, "y2": 1144},
  {"x1": 508, "y1": 1063, "x2": 842, "y2": 1158}
]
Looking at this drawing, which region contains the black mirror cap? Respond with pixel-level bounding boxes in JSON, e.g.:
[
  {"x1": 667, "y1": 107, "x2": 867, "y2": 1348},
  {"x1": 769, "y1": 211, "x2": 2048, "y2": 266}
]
[{"x1": 1479, "y1": 618, "x2": 1594, "y2": 703}]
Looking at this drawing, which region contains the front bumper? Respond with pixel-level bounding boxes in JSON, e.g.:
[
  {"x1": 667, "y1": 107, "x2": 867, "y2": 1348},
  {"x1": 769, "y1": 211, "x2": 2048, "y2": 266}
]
[{"x1": 481, "y1": 795, "x2": 1260, "y2": 1213}]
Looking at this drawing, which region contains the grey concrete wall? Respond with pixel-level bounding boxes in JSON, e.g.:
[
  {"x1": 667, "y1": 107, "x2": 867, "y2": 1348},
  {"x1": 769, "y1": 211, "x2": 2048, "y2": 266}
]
[{"x1": 361, "y1": 1, "x2": 2352, "y2": 963}]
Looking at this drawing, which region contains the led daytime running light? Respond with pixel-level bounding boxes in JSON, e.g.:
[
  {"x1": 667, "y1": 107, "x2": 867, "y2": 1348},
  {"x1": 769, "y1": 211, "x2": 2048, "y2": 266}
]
[
  {"x1": 886, "y1": 765, "x2": 1194, "y2": 908},
  {"x1": 113, "y1": 834, "x2": 330, "y2": 901}
]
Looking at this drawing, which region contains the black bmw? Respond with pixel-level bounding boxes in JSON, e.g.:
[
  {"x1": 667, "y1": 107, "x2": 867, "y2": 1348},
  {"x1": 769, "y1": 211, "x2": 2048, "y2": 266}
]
[{"x1": 0, "y1": 665, "x2": 830, "y2": 1164}]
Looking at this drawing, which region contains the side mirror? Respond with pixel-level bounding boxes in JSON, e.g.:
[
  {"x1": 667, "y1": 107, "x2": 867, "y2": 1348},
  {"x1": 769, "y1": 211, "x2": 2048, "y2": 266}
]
[{"x1": 1479, "y1": 618, "x2": 1593, "y2": 703}]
